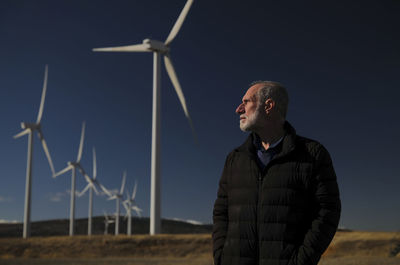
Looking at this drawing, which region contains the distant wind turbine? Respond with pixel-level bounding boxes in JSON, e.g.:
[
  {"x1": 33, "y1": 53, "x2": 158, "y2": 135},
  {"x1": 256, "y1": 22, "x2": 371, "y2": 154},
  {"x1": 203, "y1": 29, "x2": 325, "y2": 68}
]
[
  {"x1": 123, "y1": 181, "x2": 142, "y2": 235},
  {"x1": 14, "y1": 65, "x2": 56, "y2": 238},
  {"x1": 93, "y1": 0, "x2": 196, "y2": 235},
  {"x1": 103, "y1": 210, "x2": 115, "y2": 235},
  {"x1": 54, "y1": 121, "x2": 89, "y2": 236},
  {"x1": 107, "y1": 171, "x2": 126, "y2": 235},
  {"x1": 78, "y1": 147, "x2": 112, "y2": 236}
]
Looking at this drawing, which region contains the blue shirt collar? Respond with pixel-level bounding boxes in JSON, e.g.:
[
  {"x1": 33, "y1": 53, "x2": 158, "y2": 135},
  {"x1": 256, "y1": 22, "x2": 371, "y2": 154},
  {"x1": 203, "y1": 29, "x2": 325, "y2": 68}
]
[
  {"x1": 252, "y1": 134, "x2": 284, "y2": 170},
  {"x1": 253, "y1": 134, "x2": 284, "y2": 152}
]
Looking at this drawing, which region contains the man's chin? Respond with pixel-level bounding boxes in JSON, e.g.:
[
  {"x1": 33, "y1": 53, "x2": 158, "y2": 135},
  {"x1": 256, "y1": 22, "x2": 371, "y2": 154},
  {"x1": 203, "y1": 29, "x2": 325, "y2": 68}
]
[{"x1": 240, "y1": 123, "x2": 251, "y2": 132}]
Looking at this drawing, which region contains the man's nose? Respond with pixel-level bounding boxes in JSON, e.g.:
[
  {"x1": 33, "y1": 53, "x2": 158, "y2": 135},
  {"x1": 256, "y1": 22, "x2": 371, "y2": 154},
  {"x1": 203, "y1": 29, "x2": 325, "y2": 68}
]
[{"x1": 236, "y1": 103, "x2": 244, "y2": 114}]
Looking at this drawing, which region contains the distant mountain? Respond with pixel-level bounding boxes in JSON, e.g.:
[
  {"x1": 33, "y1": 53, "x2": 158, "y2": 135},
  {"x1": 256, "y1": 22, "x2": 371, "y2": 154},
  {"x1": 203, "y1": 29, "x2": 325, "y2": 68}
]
[{"x1": 0, "y1": 217, "x2": 212, "y2": 237}]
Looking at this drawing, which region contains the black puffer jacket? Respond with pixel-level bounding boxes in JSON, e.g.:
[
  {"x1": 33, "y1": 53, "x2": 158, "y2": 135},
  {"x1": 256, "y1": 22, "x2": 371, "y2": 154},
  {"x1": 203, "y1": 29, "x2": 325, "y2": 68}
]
[{"x1": 213, "y1": 122, "x2": 341, "y2": 265}]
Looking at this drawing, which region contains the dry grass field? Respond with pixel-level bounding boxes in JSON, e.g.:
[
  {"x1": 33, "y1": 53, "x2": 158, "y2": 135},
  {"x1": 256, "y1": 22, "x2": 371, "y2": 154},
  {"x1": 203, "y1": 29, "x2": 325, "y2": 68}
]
[{"x1": 0, "y1": 231, "x2": 399, "y2": 265}]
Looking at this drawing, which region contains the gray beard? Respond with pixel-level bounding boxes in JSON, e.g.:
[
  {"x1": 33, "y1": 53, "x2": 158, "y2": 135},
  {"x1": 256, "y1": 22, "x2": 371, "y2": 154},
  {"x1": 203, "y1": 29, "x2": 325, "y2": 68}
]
[{"x1": 239, "y1": 108, "x2": 261, "y2": 132}]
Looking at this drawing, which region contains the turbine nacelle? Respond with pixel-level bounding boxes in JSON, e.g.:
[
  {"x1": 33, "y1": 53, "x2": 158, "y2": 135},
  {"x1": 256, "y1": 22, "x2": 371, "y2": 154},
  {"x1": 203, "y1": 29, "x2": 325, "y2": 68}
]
[
  {"x1": 108, "y1": 193, "x2": 123, "y2": 200},
  {"x1": 68, "y1": 161, "x2": 78, "y2": 167},
  {"x1": 143, "y1": 39, "x2": 170, "y2": 54},
  {"x1": 20, "y1": 122, "x2": 40, "y2": 130}
]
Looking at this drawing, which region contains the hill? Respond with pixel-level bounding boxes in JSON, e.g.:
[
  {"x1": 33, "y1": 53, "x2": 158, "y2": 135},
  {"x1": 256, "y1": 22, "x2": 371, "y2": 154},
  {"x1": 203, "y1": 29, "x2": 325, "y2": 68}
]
[{"x1": 0, "y1": 217, "x2": 212, "y2": 237}]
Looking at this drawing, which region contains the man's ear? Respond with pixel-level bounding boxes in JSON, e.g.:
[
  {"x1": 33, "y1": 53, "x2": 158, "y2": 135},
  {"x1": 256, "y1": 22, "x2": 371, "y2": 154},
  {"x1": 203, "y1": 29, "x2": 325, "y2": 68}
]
[{"x1": 264, "y1": 98, "x2": 275, "y2": 113}]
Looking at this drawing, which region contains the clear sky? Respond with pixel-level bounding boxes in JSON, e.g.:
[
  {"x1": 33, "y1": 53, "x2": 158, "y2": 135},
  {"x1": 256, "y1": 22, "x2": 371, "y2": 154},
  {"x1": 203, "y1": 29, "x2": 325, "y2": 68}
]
[{"x1": 0, "y1": 0, "x2": 399, "y2": 231}]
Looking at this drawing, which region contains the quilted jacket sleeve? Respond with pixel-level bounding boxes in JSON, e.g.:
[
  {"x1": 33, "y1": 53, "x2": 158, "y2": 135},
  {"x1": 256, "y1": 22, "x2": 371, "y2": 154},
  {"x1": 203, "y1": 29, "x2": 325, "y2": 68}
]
[
  {"x1": 289, "y1": 145, "x2": 341, "y2": 265},
  {"x1": 212, "y1": 153, "x2": 232, "y2": 265}
]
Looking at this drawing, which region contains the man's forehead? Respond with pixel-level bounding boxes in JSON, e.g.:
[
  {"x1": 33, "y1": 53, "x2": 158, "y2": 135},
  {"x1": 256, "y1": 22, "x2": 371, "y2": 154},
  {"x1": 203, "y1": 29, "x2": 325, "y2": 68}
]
[{"x1": 243, "y1": 84, "x2": 261, "y2": 100}]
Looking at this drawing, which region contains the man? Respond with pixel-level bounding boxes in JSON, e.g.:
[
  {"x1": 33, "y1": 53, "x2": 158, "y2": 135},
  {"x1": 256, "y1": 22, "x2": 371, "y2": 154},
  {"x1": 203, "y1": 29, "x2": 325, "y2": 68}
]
[{"x1": 212, "y1": 81, "x2": 341, "y2": 265}]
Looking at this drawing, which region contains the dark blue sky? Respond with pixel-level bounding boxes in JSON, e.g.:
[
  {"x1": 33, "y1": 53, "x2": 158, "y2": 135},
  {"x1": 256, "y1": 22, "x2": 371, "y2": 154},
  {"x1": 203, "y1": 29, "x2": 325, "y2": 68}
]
[{"x1": 0, "y1": 0, "x2": 399, "y2": 231}]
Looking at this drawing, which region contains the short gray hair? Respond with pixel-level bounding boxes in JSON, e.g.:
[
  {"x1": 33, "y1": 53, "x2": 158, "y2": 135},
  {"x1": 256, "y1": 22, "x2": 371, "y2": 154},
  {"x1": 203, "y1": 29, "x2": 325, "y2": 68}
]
[{"x1": 250, "y1": 80, "x2": 289, "y2": 118}]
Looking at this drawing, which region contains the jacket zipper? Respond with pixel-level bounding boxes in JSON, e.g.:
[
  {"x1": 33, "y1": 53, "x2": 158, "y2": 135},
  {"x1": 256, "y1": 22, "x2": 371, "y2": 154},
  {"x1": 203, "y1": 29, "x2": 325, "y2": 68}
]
[
  {"x1": 252, "y1": 155, "x2": 276, "y2": 265},
  {"x1": 256, "y1": 161, "x2": 275, "y2": 265},
  {"x1": 257, "y1": 171, "x2": 262, "y2": 265}
]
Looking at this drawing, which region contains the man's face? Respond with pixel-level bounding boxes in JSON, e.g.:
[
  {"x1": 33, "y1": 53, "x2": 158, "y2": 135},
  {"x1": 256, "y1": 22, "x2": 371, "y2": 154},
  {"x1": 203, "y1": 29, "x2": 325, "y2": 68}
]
[{"x1": 235, "y1": 84, "x2": 263, "y2": 132}]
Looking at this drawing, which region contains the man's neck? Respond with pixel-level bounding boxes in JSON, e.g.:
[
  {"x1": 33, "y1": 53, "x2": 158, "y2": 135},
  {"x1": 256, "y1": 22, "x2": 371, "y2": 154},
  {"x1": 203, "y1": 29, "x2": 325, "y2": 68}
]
[{"x1": 256, "y1": 123, "x2": 285, "y2": 150}]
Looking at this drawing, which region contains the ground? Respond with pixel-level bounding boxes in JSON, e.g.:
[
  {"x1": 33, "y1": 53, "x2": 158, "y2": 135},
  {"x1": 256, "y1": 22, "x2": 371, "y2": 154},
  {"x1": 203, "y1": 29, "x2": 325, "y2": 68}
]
[{"x1": 0, "y1": 231, "x2": 399, "y2": 265}]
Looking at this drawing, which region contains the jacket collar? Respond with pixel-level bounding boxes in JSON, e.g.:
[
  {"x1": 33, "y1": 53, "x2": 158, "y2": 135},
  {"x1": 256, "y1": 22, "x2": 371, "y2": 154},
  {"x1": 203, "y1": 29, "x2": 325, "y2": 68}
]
[{"x1": 235, "y1": 121, "x2": 297, "y2": 160}]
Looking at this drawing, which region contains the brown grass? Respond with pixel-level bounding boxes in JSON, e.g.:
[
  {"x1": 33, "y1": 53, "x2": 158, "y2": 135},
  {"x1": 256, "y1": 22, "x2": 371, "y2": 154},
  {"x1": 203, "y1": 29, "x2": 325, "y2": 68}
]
[
  {"x1": 0, "y1": 257, "x2": 213, "y2": 265},
  {"x1": 1, "y1": 231, "x2": 400, "y2": 265},
  {"x1": 0, "y1": 234, "x2": 212, "y2": 259},
  {"x1": 323, "y1": 231, "x2": 400, "y2": 257}
]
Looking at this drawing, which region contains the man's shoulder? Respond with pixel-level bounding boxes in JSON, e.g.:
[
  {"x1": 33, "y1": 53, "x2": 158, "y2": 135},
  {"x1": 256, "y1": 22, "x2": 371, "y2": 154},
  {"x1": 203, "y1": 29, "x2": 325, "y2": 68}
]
[
  {"x1": 223, "y1": 138, "x2": 252, "y2": 165},
  {"x1": 227, "y1": 133, "x2": 255, "y2": 155},
  {"x1": 224, "y1": 148, "x2": 240, "y2": 162},
  {"x1": 295, "y1": 135, "x2": 331, "y2": 160}
]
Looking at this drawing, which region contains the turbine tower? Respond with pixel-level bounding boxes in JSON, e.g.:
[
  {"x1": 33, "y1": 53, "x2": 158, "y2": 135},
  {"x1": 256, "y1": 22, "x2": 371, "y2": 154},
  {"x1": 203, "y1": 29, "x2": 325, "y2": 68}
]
[
  {"x1": 14, "y1": 65, "x2": 56, "y2": 238},
  {"x1": 78, "y1": 147, "x2": 111, "y2": 236},
  {"x1": 93, "y1": 0, "x2": 196, "y2": 235},
  {"x1": 53, "y1": 121, "x2": 88, "y2": 236},
  {"x1": 123, "y1": 181, "x2": 142, "y2": 235},
  {"x1": 107, "y1": 171, "x2": 126, "y2": 235}
]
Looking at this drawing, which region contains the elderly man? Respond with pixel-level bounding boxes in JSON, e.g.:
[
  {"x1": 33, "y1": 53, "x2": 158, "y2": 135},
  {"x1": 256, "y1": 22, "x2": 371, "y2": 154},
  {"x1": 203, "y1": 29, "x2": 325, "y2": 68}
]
[{"x1": 212, "y1": 81, "x2": 341, "y2": 265}]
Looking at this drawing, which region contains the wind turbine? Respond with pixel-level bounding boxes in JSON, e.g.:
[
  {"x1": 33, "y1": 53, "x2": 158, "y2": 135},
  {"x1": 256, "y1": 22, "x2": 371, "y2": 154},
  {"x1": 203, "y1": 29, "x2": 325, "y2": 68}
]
[
  {"x1": 103, "y1": 210, "x2": 115, "y2": 235},
  {"x1": 123, "y1": 181, "x2": 142, "y2": 235},
  {"x1": 78, "y1": 147, "x2": 112, "y2": 236},
  {"x1": 14, "y1": 65, "x2": 56, "y2": 238},
  {"x1": 107, "y1": 171, "x2": 126, "y2": 235},
  {"x1": 53, "y1": 121, "x2": 88, "y2": 236},
  {"x1": 93, "y1": 0, "x2": 196, "y2": 235}
]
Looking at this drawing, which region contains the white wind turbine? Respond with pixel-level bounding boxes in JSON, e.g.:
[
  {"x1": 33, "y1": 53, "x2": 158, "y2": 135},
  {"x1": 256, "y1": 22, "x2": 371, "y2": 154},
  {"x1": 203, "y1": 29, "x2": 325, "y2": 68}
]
[
  {"x1": 78, "y1": 147, "x2": 112, "y2": 236},
  {"x1": 14, "y1": 65, "x2": 56, "y2": 238},
  {"x1": 53, "y1": 121, "x2": 88, "y2": 236},
  {"x1": 103, "y1": 210, "x2": 115, "y2": 235},
  {"x1": 123, "y1": 181, "x2": 143, "y2": 235},
  {"x1": 107, "y1": 171, "x2": 126, "y2": 235},
  {"x1": 93, "y1": 0, "x2": 196, "y2": 235}
]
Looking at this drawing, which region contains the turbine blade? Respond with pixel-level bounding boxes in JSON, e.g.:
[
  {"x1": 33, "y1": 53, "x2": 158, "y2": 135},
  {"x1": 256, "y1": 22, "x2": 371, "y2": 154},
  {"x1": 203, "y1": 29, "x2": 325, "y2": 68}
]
[
  {"x1": 83, "y1": 173, "x2": 92, "y2": 184},
  {"x1": 13, "y1": 129, "x2": 30, "y2": 139},
  {"x1": 78, "y1": 184, "x2": 90, "y2": 197},
  {"x1": 132, "y1": 180, "x2": 138, "y2": 200},
  {"x1": 77, "y1": 121, "x2": 86, "y2": 162},
  {"x1": 54, "y1": 165, "x2": 73, "y2": 178},
  {"x1": 99, "y1": 183, "x2": 112, "y2": 197},
  {"x1": 92, "y1": 184, "x2": 99, "y2": 195},
  {"x1": 132, "y1": 206, "x2": 142, "y2": 217},
  {"x1": 123, "y1": 201, "x2": 129, "y2": 212},
  {"x1": 77, "y1": 164, "x2": 87, "y2": 177},
  {"x1": 92, "y1": 147, "x2": 97, "y2": 179},
  {"x1": 164, "y1": 55, "x2": 198, "y2": 143},
  {"x1": 163, "y1": 55, "x2": 188, "y2": 116},
  {"x1": 93, "y1": 43, "x2": 151, "y2": 52},
  {"x1": 36, "y1": 65, "x2": 48, "y2": 124},
  {"x1": 38, "y1": 129, "x2": 56, "y2": 177},
  {"x1": 120, "y1": 171, "x2": 126, "y2": 195},
  {"x1": 165, "y1": 0, "x2": 194, "y2": 45},
  {"x1": 108, "y1": 195, "x2": 117, "y2": 201}
]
